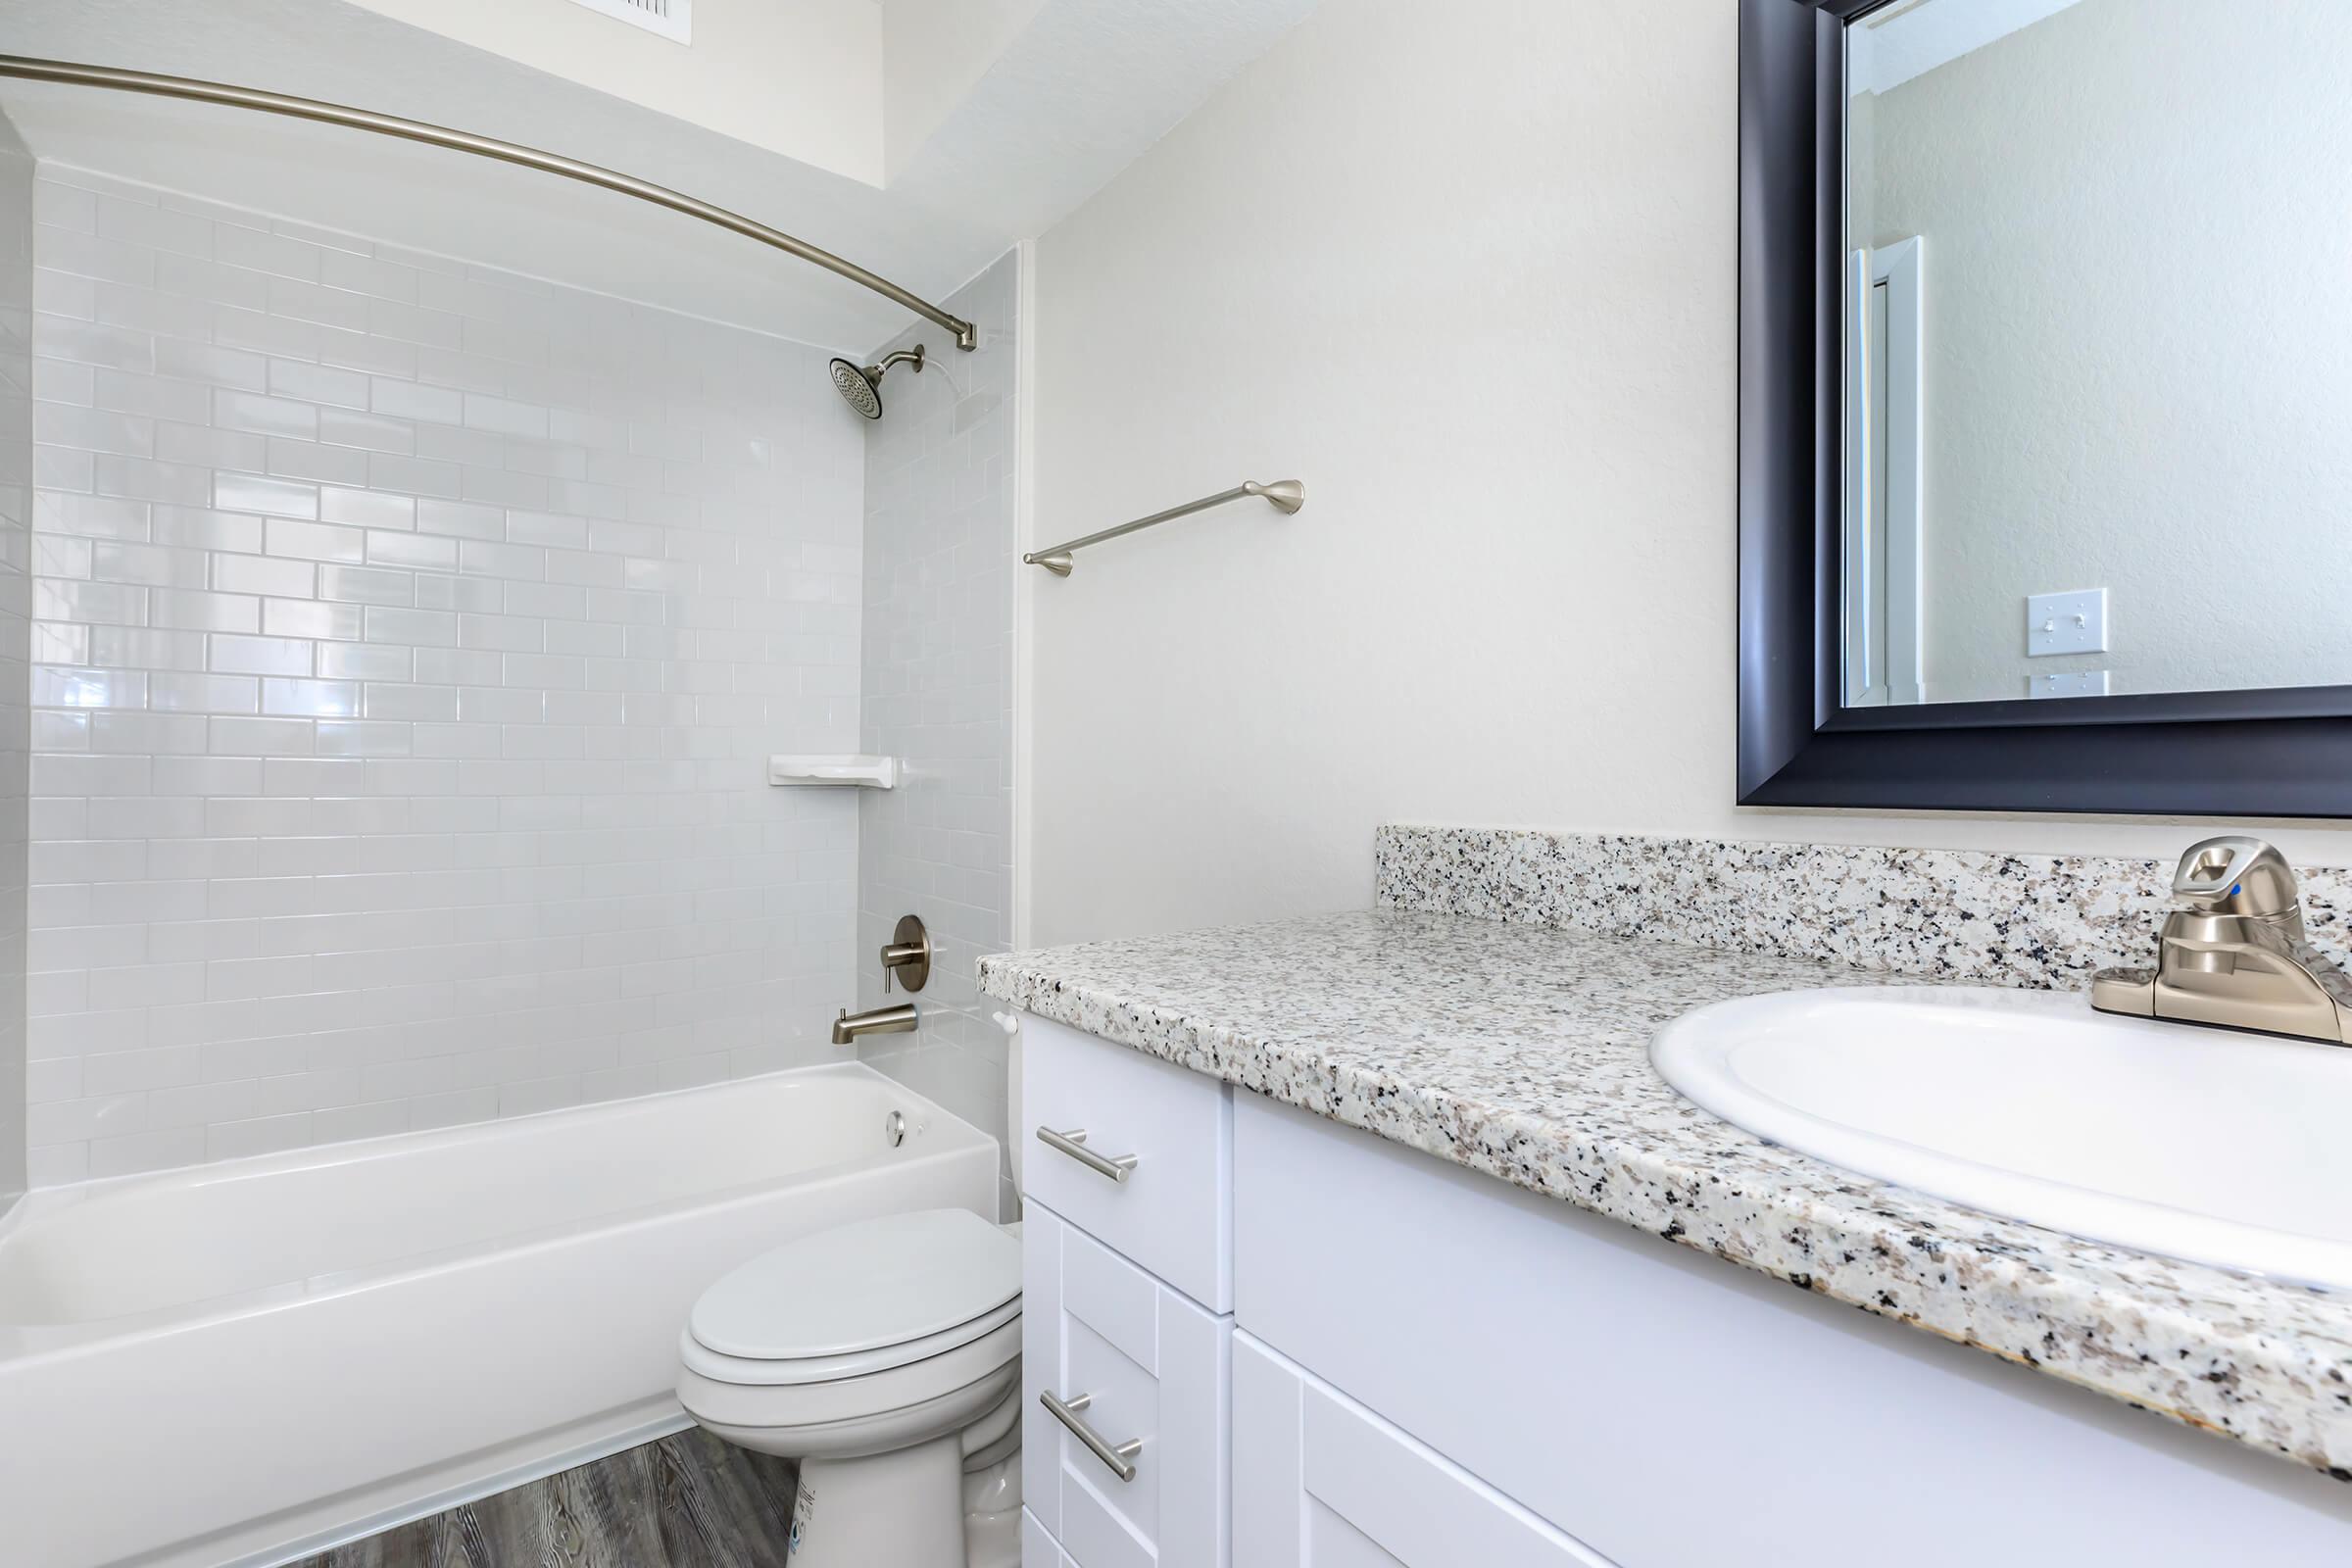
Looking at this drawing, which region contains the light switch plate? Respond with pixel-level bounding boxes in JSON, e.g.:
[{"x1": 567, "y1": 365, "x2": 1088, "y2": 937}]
[
  {"x1": 2027, "y1": 588, "x2": 2108, "y2": 657},
  {"x1": 2029, "y1": 669, "x2": 2109, "y2": 699}
]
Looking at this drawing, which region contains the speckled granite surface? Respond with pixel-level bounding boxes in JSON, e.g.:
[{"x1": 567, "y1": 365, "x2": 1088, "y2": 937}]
[
  {"x1": 979, "y1": 910, "x2": 2352, "y2": 1477},
  {"x1": 1375, "y1": 824, "x2": 2352, "y2": 991}
]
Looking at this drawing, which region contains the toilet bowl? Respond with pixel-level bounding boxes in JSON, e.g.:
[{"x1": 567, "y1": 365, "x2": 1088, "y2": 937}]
[{"x1": 677, "y1": 1205, "x2": 1023, "y2": 1568}]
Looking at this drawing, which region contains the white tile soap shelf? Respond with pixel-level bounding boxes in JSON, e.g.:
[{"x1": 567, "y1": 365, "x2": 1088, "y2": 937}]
[{"x1": 767, "y1": 755, "x2": 899, "y2": 789}]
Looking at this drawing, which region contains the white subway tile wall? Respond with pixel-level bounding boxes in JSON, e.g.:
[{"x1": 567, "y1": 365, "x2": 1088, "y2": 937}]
[
  {"x1": 24, "y1": 165, "x2": 867, "y2": 1183},
  {"x1": 0, "y1": 116, "x2": 32, "y2": 1204},
  {"x1": 854, "y1": 254, "x2": 1017, "y2": 1210}
]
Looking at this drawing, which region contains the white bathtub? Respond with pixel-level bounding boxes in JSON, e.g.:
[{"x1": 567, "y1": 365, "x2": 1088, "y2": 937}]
[{"x1": 0, "y1": 1062, "x2": 999, "y2": 1568}]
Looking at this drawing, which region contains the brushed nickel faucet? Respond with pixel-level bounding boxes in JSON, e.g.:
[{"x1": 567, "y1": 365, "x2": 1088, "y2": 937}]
[
  {"x1": 833, "y1": 1003, "x2": 918, "y2": 1046},
  {"x1": 2091, "y1": 836, "x2": 2352, "y2": 1044}
]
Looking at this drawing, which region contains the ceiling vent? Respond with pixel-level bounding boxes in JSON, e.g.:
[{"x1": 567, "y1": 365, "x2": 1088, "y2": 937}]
[{"x1": 565, "y1": 0, "x2": 691, "y2": 45}]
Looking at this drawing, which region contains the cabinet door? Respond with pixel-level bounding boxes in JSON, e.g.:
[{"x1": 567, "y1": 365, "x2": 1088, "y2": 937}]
[
  {"x1": 1025, "y1": 1507, "x2": 1075, "y2": 1568},
  {"x1": 1232, "y1": 1334, "x2": 1615, "y2": 1568},
  {"x1": 1024, "y1": 1203, "x2": 1232, "y2": 1568}
]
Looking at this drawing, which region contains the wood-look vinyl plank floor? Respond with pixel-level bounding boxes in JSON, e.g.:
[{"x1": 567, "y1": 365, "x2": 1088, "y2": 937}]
[{"x1": 298, "y1": 1429, "x2": 798, "y2": 1568}]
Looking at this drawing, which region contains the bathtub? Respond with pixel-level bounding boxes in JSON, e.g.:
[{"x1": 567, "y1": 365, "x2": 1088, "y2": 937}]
[{"x1": 0, "y1": 1062, "x2": 999, "y2": 1568}]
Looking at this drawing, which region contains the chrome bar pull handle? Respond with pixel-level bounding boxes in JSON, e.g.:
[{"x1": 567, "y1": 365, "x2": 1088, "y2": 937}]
[
  {"x1": 1036, "y1": 1126, "x2": 1138, "y2": 1184},
  {"x1": 1040, "y1": 1390, "x2": 1142, "y2": 1483}
]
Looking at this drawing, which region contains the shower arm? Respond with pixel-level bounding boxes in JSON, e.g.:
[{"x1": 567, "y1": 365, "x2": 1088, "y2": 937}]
[{"x1": 0, "y1": 54, "x2": 979, "y2": 353}]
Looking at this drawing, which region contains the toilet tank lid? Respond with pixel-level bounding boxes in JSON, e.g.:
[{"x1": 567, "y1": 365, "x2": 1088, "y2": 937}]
[{"x1": 689, "y1": 1207, "x2": 1018, "y2": 1361}]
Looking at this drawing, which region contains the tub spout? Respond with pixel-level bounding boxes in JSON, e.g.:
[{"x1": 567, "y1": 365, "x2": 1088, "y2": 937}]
[{"x1": 833, "y1": 1002, "x2": 917, "y2": 1045}]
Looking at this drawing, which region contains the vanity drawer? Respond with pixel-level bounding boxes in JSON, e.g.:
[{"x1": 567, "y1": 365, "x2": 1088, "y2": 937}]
[
  {"x1": 1023, "y1": 1201, "x2": 1231, "y2": 1568},
  {"x1": 1024, "y1": 1508, "x2": 1076, "y2": 1567},
  {"x1": 1020, "y1": 1013, "x2": 1233, "y2": 1311},
  {"x1": 1233, "y1": 1333, "x2": 1614, "y2": 1568}
]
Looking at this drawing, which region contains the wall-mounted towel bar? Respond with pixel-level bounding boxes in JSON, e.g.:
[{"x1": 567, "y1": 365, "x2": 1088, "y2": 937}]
[{"x1": 1024, "y1": 479, "x2": 1304, "y2": 576}]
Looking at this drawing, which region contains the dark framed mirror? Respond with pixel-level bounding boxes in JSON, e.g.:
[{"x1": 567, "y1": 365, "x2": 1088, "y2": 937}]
[{"x1": 1738, "y1": 0, "x2": 2352, "y2": 815}]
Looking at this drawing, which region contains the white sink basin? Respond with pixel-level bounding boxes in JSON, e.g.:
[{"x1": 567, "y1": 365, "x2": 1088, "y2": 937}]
[{"x1": 1651, "y1": 987, "x2": 2352, "y2": 1289}]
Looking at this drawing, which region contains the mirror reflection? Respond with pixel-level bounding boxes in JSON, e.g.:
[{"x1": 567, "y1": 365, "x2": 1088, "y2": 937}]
[{"x1": 1840, "y1": 0, "x2": 2352, "y2": 707}]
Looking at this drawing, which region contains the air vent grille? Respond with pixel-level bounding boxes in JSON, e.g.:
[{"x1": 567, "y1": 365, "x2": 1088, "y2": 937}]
[{"x1": 565, "y1": 0, "x2": 691, "y2": 44}]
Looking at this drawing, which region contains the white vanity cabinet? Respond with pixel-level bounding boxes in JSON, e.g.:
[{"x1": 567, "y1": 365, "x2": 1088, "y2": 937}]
[
  {"x1": 1023, "y1": 1207, "x2": 1231, "y2": 1568},
  {"x1": 1021, "y1": 1012, "x2": 1233, "y2": 1313},
  {"x1": 1019, "y1": 1014, "x2": 2352, "y2": 1568},
  {"x1": 1232, "y1": 1334, "x2": 1610, "y2": 1568},
  {"x1": 1020, "y1": 1016, "x2": 1236, "y2": 1567}
]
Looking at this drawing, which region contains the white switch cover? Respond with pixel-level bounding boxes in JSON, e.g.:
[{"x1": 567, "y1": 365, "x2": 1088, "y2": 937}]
[
  {"x1": 2029, "y1": 669, "x2": 2109, "y2": 699},
  {"x1": 2027, "y1": 588, "x2": 2108, "y2": 656}
]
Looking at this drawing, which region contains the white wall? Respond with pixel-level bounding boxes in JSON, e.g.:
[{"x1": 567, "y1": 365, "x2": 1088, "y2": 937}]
[
  {"x1": 24, "y1": 165, "x2": 866, "y2": 1182},
  {"x1": 855, "y1": 252, "x2": 1017, "y2": 1211},
  {"x1": 344, "y1": 0, "x2": 888, "y2": 184},
  {"x1": 1024, "y1": 0, "x2": 2352, "y2": 950},
  {"x1": 1861, "y1": 0, "x2": 2352, "y2": 703},
  {"x1": 0, "y1": 110, "x2": 30, "y2": 1206}
]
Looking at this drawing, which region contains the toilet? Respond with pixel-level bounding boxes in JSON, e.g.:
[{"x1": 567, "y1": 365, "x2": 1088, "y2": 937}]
[{"x1": 678, "y1": 1034, "x2": 1025, "y2": 1568}]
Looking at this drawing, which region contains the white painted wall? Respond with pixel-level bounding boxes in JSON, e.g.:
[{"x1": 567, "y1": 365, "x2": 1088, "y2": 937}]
[
  {"x1": 24, "y1": 165, "x2": 866, "y2": 1182},
  {"x1": 344, "y1": 0, "x2": 888, "y2": 184},
  {"x1": 1024, "y1": 0, "x2": 2352, "y2": 949},
  {"x1": 0, "y1": 109, "x2": 30, "y2": 1207},
  {"x1": 1858, "y1": 0, "x2": 2352, "y2": 703}
]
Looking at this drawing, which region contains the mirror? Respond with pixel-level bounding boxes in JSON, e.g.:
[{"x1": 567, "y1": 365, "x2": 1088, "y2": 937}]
[
  {"x1": 1738, "y1": 0, "x2": 2352, "y2": 817},
  {"x1": 1838, "y1": 0, "x2": 2352, "y2": 708}
]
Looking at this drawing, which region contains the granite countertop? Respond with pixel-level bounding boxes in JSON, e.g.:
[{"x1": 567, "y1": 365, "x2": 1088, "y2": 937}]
[{"x1": 978, "y1": 908, "x2": 2352, "y2": 1478}]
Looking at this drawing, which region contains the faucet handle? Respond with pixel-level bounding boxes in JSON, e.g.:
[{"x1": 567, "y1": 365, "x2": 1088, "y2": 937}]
[
  {"x1": 878, "y1": 913, "x2": 930, "y2": 995},
  {"x1": 2172, "y1": 835, "x2": 2298, "y2": 918}
]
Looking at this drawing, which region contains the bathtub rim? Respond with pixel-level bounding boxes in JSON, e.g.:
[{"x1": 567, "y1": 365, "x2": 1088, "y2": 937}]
[{"x1": 0, "y1": 1059, "x2": 997, "y2": 1354}]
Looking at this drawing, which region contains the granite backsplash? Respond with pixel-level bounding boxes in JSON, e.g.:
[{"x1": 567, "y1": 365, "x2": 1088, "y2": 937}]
[{"x1": 1374, "y1": 825, "x2": 2352, "y2": 992}]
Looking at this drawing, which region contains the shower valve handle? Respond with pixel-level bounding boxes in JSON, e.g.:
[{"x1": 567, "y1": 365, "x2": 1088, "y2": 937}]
[{"x1": 879, "y1": 914, "x2": 931, "y2": 994}]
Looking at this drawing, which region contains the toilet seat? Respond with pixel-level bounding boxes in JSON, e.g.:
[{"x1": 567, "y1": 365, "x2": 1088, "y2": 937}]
[
  {"x1": 680, "y1": 1314, "x2": 1022, "y2": 1438},
  {"x1": 682, "y1": 1296, "x2": 1021, "y2": 1386},
  {"x1": 683, "y1": 1207, "x2": 1020, "y2": 1388}
]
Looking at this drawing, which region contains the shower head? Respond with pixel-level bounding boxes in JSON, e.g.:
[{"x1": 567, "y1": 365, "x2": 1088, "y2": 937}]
[
  {"x1": 828, "y1": 344, "x2": 925, "y2": 419},
  {"x1": 828, "y1": 358, "x2": 882, "y2": 419}
]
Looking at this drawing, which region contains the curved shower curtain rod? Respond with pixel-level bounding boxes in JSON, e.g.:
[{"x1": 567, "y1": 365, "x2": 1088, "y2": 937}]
[{"x1": 0, "y1": 54, "x2": 979, "y2": 352}]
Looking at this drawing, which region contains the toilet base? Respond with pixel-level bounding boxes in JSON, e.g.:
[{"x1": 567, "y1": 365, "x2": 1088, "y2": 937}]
[
  {"x1": 963, "y1": 1499, "x2": 1020, "y2": 1568},
  {"x1": 776, "y1": 1445, "x2": 1021, "y2": 1567},
  {"x1": 687, "y1": 1357, "x2": 1022, "y2": 1565},
  {"x1": 787, "y1": 1436, "x2": 963, "y2": 1567}
]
